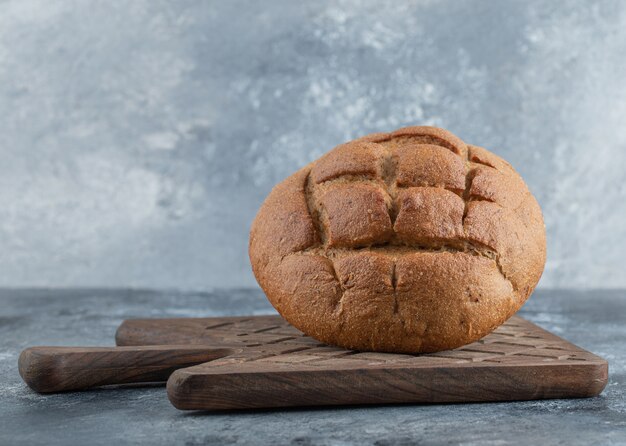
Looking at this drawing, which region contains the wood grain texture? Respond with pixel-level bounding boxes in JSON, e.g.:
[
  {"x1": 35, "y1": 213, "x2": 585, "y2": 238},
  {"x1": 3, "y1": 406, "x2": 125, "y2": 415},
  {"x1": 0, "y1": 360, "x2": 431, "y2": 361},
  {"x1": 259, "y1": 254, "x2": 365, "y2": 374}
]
[
  {"x1": 115, "y1": 315, "x2": 608, "y2": 410},
  {"x1": 18, "y1": 345, "x2": 234, "y2": 393}
]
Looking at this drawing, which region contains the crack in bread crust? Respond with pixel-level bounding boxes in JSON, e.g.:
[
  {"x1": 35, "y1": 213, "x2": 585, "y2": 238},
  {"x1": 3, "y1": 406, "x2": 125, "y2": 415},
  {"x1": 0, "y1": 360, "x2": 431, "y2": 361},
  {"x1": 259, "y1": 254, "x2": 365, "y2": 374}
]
[
  {"x1": 382, "y1": 148, "x2": 399, "y2": 225},
  {"x1": 299, "y1": 241, "x2": 498, "y2": 260},
  {"x1": 304, "y1": 170, "x2": 325, "y2": 246},
  {"x1": 291, "y1": 241, "x2": 511, "y2": 292},
  {"x1": 316, "y1": 174, "x2": 465, "y2": 201}
]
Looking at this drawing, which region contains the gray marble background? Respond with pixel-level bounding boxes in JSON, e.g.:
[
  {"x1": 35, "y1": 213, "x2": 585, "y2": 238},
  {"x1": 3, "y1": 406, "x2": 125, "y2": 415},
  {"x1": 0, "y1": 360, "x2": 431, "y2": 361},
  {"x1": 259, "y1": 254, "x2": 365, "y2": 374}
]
[{"x1": 1, "y1": 0, "x2": 625, "y2": 290}]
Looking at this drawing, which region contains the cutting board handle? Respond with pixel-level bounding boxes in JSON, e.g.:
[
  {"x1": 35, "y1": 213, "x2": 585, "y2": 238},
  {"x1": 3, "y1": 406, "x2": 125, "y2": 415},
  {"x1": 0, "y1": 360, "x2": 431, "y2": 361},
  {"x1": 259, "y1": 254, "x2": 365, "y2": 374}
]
[{"x1": 18, "y1": 345, "x2": 234, "y2": 393}]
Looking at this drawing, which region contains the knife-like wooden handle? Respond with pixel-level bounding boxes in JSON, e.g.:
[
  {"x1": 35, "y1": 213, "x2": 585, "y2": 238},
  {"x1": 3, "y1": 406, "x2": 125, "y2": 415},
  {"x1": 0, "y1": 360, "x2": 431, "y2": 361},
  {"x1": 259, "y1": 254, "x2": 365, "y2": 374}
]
[{"x1": 18, "y1": 345, "x2": 234, "y2": 393}]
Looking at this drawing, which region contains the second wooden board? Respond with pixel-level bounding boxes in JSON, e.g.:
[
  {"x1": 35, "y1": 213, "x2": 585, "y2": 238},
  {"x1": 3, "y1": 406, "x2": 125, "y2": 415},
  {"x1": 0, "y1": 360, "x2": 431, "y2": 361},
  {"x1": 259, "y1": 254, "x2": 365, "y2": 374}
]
[{"x1": 115, "y1": 315, "x2": 608, "y2": 410}]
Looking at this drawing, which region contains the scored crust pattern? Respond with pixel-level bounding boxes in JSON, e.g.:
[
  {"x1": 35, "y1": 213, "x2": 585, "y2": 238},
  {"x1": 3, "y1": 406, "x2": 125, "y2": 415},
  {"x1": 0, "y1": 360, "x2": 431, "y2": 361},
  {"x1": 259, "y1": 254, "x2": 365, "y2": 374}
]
[{"x1": 249, "y1": 126, "x2": 546, "y2": 353}]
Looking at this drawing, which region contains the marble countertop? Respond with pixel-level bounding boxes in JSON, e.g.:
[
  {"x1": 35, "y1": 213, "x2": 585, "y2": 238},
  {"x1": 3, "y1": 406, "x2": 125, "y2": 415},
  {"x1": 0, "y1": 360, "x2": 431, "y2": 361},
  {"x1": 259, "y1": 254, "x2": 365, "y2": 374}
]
[{"x1": 1, "y1": 288, "x2": 624, "y2": 445}]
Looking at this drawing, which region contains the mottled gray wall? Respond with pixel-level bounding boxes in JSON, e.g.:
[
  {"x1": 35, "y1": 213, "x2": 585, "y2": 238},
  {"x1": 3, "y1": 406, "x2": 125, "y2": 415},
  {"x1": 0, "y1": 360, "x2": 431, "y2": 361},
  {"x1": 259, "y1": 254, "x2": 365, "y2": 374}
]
[{"x1": 1, "y1": 0, "x2": 625, "y2": 290}]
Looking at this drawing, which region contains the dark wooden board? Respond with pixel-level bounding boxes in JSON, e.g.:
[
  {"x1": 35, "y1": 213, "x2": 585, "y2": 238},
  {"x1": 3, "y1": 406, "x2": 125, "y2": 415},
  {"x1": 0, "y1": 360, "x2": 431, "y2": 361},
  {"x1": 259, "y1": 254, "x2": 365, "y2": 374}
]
[{"x1": 115, "y1": 315, "x2": 608, "y2": 410}]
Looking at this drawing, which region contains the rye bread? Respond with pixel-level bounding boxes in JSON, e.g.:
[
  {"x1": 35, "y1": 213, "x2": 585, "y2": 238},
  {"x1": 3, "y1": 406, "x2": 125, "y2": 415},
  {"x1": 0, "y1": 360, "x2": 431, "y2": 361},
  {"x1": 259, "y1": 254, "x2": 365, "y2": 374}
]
[{"x1": 249, "y1": 126, "x2": 546, "y2": 353}]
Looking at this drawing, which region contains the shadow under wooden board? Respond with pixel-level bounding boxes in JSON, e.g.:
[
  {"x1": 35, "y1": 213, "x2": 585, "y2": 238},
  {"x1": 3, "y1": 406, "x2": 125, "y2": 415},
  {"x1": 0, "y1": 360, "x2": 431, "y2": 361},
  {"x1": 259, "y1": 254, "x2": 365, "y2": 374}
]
[{"x1": 19, "y1": 315, "x2": 607, "y2": 411}]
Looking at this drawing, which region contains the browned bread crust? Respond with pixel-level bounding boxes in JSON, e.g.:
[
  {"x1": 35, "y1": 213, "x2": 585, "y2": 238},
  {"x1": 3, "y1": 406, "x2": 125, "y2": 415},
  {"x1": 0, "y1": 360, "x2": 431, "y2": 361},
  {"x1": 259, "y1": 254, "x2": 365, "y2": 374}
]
[{"x1": 249, "y1": 126, "x2": 546, "y2": 353}]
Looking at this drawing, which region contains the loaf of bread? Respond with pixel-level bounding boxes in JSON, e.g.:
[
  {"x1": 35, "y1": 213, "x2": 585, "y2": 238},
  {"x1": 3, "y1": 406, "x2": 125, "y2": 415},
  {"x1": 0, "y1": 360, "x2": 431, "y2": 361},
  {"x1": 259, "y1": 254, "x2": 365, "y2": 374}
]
[{"x1": 249, "y1": 126, "x2": 546, "y2": 353}]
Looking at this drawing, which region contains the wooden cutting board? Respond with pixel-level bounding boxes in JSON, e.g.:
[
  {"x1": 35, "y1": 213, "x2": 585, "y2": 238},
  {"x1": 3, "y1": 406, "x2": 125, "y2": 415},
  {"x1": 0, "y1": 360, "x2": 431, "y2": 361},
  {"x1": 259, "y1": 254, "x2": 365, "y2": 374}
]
[{"x1": 112, "y1": 315, "x2": 608, "y2": 410}]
